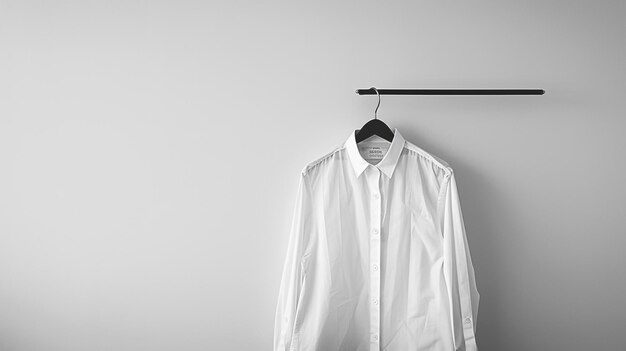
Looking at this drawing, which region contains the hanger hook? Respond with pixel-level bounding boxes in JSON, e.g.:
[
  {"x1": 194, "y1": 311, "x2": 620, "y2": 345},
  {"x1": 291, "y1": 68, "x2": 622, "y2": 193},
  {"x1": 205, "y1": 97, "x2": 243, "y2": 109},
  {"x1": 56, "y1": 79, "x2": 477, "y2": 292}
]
[{"x1": 370, "y1": 87, "x2": 381, "y2": 119}]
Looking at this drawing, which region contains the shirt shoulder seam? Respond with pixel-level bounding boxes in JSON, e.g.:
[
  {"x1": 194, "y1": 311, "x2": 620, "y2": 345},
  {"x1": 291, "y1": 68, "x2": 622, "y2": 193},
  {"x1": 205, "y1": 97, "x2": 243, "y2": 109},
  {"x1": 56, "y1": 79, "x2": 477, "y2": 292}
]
[
  {"x1": 403, "y1": 142, "x2": 453, "y2": 176},
  {"x1": 301, "y1": 144, "x2": 346, "y2": 176}
]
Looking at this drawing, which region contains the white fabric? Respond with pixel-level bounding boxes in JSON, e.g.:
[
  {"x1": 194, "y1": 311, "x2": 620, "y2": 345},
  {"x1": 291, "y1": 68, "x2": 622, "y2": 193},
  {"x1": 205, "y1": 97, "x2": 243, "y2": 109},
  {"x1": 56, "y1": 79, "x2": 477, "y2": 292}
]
[{"x1": 274, "y1": 128, "x2": 480, "y2": 351}]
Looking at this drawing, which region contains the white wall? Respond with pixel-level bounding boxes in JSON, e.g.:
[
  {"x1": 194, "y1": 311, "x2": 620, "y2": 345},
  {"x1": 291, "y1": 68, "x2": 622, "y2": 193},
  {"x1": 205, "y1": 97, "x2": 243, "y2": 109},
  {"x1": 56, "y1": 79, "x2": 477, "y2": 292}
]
[{"x1": 1, "y1": 1, "x2": 625, "y2": 350}]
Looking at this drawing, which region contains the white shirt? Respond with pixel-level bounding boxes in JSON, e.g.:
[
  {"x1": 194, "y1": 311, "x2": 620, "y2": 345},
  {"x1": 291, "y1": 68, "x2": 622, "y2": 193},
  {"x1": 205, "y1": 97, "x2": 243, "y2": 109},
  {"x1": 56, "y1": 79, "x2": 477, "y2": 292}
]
[{"x1": 274, "y1": 128, "x2": 480, "y2": 351}]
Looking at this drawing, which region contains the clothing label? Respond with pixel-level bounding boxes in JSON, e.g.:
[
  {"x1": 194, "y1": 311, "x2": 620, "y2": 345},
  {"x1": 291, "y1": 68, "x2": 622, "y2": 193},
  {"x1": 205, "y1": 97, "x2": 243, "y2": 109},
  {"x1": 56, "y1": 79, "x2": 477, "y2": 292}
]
[{"x1": 358, "y1": 145, "x2": 390, "y2": 163}]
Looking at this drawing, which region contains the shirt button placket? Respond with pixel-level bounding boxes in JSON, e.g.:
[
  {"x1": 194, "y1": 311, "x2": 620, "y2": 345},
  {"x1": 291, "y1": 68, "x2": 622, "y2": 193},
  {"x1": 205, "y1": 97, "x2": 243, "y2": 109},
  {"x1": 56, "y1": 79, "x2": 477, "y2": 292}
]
[{"x1": 369, "y1": 168, "x2": 382, "y2": 351}]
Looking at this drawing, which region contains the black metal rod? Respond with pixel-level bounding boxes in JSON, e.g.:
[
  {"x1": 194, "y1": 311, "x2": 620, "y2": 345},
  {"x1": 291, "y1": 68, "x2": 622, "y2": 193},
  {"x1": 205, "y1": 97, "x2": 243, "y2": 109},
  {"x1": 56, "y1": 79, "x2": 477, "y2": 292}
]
[{"x1": 355, "y1": 89, "x2": 545, "y2": 95}]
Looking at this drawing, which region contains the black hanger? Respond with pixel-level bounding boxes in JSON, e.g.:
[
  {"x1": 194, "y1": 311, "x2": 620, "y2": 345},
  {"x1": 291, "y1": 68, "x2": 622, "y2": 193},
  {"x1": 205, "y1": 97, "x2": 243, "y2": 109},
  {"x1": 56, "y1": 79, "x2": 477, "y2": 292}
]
[{"x1": 355, "y1": 87, "x2": 395, "y2": 143}]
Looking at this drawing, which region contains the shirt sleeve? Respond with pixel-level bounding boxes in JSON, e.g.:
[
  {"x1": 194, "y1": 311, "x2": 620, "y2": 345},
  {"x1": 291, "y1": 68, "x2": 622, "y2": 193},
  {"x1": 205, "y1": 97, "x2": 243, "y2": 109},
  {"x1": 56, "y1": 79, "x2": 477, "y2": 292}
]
[
  {"x1": 274, "y1": 170, "x2": 312, "y2": 351},
  {"x1": 439, "y1": 170, "x2": 480, "y2": 351}
]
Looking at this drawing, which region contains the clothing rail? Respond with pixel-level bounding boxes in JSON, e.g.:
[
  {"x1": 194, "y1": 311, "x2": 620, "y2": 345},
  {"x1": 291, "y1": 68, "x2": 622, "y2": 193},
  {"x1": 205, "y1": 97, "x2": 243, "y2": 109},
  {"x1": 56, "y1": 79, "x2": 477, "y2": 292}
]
[{"x1": 355, "y1": 88, "x2": 545, "y2": 95}]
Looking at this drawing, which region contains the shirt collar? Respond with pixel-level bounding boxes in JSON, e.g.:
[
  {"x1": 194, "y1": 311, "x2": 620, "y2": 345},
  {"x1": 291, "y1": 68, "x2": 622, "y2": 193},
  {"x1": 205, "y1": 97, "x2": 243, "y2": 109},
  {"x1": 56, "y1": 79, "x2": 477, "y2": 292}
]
[{"x1": 344, "y1": 127, "x2": 406, "y2": 179}]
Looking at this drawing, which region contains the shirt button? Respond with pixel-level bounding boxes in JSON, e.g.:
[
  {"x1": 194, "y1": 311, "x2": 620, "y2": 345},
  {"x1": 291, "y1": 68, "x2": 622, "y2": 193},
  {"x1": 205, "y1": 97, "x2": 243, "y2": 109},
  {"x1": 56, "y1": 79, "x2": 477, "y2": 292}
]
[
  {"x1": 464, "y1": 316, "x2": 472, "y2": 324},
  {"x1": 373, "y1": 264, "x2": 379, "y2": 271},
  {"x1": 373, "y1": 193, "x2": 380, "y2": 199},
  {"x1": 372, "y1": 334, "x2": 379, "y2": 341},
  {"x1": 373, "y1": 298, "x2": 379, "y2": 305},
  {"x1": 373, "y1": 228, "x2": 379, "y2": 235}
]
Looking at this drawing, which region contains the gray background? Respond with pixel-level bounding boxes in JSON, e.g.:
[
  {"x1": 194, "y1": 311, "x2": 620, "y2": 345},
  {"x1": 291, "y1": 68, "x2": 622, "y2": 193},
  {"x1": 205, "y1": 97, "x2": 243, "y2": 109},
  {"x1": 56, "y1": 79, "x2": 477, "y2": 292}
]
[{"x1": 1, "y1": 1, "x2": 625, "y2": 350}]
